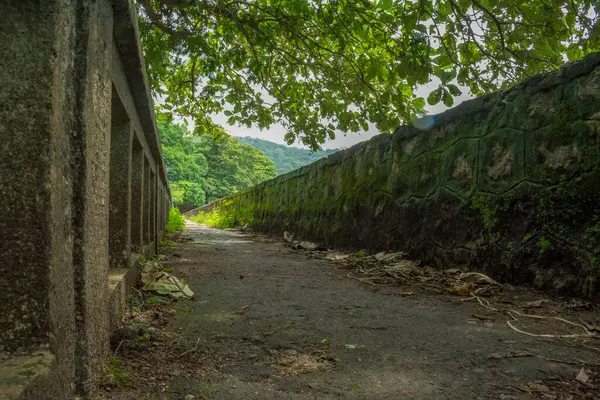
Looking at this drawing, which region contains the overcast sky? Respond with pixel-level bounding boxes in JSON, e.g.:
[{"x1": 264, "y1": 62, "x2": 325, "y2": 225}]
[{"x1": 212, "y1": 79, "x2": 474, "y2": 150}]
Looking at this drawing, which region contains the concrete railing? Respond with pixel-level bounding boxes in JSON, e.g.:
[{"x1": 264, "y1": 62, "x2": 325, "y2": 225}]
[{"x1": 0, "y1": 1, "x2": 171, "y2": 398}]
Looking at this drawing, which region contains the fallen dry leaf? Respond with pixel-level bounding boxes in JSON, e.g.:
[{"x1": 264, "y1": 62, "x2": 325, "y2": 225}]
[
  {"x1": 446, "y1": 283, "x2": 471, "y2": 296},
  {"x1": 576, "y1": 367, "x2": 590, "y2": 383},
  {"x1": 521, "y1": 381, "x2": 550, "y2": 393},
  {"x1": 459, "y1": 272, "x2": 501, "y2": 286},
  {"x1": 505, "y1": 350, "x2": 534, "y2": 358},
  {"x1": 524, "y1": 299, "x2": 550, "y2": 308}
]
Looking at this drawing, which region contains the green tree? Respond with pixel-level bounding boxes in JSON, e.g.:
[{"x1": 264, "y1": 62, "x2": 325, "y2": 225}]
[
  {"x1": 158, "y1": 121, "x2": 276, "y2": 205},
  {"x1": 170, "y1": 180, "x2": 207, "y2": 205},
  {"x1": 138, "y1": 0, "x2": 598, "y2": 150},
  {"x1": 195, "y1": 135, "x2": 277, "y2": 202}
]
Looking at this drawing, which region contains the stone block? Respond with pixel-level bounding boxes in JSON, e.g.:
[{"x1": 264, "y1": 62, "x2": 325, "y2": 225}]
[
  {"x1": 395, "y1": 151, "x2": 440, "y2": 199},
  {"x1": 525, "y1": 120, "x2": 597, "y2": 184},
  {"x1": 440, "y1": 138, "x2": 479, "y2": 195},
  {"x1": 478, "y1": 128, "x2": 525, "y2": 193}
]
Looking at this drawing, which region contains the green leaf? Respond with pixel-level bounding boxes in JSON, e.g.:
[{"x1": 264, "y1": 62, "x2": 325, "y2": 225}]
[
  {"x1": 414, "y1": 97, "x2": 426, "y2": 110},
  {"x1": 427, "y1": 88, "x2": 443, "y2": 106},
  {"x1": 434, "y1": 55, "x2": 453, "y2": 69},
  {"x1": 378, "y1": 0, "x2": 393, "y2": 10},
  {"x1": 442, "y1": 89, "x2": 454, "y2": 107},
  {"x1": 379, "y1": 64, "x2": 390, "y2": 81},
  {"x1": 447, "y1": 84, "x2": 462, "y2": 96}
]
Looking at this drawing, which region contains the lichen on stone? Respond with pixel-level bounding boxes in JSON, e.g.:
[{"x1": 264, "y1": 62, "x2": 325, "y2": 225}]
[
  {"x1": 539, "y1": 144, "x2": 581, "y2": 170},
  {"x1": 452, "y1": 155, "x2": 473, "y2": 183},
  {"x1": 487, "y1": 143, "x2": 514, "y2": 179}
]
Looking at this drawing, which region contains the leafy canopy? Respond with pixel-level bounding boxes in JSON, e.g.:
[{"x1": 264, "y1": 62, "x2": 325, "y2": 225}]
[{"x1": 139, "y1": 0, "x2": 599, "y2": 150}]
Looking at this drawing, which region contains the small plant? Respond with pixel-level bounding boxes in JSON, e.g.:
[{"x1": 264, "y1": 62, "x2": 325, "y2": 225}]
[
  {"x1": 523, "y1": 233, "x2": 533, "y2": 243},
  {"x1": 190, "y1": 203, "x2": 255, "y2": 229},
  {"x1": 104, "y1": 358, "x2": 135, "y2": 387},
  {"x1": 160, "y1": 238, "x2": 175, "y2": 250},
  {"x1": 166, "y1": 207, "x2": 185, "y2": 233},
  {"x1": 537, "y1": 236, "x2": 551, "y2": 254},
  {"x1": 354, "y1": 249, "x2": 369, "y2": 258},
  {"x1": 471, "y1": 195, "x2": 497, "y2": 230},
  {"x1": 130, "y1": 321, "x2": 146, "y2": 331},
  {"x1": 146, "y1": 296, "x2": 165, "y2": 305},
  {"x1": 138, "y1": 333, "x2": 151, "y2": 342},
  {"x1": 190, "y1": 208, "x2": 236, "y2": 228}
]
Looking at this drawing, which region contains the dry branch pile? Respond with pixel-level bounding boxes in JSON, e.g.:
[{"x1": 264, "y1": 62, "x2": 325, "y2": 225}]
[{"x1": 322, "y1": 251, "x2": 502, "y2": 297}]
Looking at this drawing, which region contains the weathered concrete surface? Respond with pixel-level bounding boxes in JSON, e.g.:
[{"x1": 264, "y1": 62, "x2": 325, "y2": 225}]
[
  {"x1": 100, "y1": 222, "x2": 600, "y2": 399},
  {"x1": 197, "y1": 53, "x2": 600, "y2": 300},
  {"x1": 0, "y1": 0, "x2": 171, "y2": 398},
  {"x1": 0, "y1": 1, "x2": 77, "y2": 399}
]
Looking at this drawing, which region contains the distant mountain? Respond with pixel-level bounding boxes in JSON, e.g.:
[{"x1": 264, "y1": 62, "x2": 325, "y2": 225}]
[{"x1": 237, "y1": 137, "x2": 340, "y2": 175}]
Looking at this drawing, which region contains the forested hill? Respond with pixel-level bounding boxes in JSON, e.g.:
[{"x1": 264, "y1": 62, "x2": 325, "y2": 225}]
[
  {"x1": 237, "y1": 137, "x2": 340, "y2": 175},
  {"x1": 159, "y1": 121, "x2": 276, "y2": 206}
]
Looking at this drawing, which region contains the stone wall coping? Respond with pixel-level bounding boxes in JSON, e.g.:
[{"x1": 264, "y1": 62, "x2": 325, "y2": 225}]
[{"x1": 113, "y1": 0, "x2": 170, "y2": 194}]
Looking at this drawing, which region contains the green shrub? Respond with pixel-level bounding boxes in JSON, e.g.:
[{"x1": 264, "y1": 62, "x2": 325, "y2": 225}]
[
  {"x1": 190, "y1": 204, "x2": 254, "y2": 229},
  {"x1": 190, "y1": 208, "x2": 236, "y2": 229},
  {"x1": 166, "y1": 207, "x2": 185, "y2": 233}
]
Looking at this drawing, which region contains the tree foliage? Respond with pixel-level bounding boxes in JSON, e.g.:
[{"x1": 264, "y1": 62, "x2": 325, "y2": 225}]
[
  {"x1": 139, "y1": 0, "x2": 599, "y2": 150},
  {"x1": 238, "y1": 137, "x2": 339, "y2": 175},
  {"x1": 158, "y1": 120, "x2": 276, "y2": 205}
]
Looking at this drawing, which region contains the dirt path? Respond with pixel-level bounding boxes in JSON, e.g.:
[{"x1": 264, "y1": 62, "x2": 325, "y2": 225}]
[{"x1": 101, "y1": 221, "x2": 600, "y2": 400}]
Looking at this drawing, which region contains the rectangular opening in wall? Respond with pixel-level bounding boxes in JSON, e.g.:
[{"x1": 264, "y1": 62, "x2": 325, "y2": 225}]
[
  {"x1": 108, "y1": 85, "x2": 130, "y2": 269},
  {"x1": 130, "y1": 133, "x2": 143, "y2": 252},
  {"x1": 143, "y1": 157, "x2": 151, "y2": 244},
  {"x1": 150, "y1": 169, "x2": 156, "y2": 248}
]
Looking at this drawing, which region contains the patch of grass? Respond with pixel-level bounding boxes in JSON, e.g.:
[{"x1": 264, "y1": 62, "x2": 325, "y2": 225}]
[
  {"x1": 190, "y1": 208, "x2": 237, "y2": 229},
  {"x1": 160, "y1": 238, "x2": 175, "y2": 250},
  {"x1": 138, "y1": 334, "x2": 151, "y2": 342},
  {"x1": 190, "y1": 204, "x2": 255, "y2": 229},
  {"x1": 147, "y1": 296, "x2": 165, "y2": 305},
  {"x1": 104, "y1": 358, "x2": 135, "y2": 387},
  {"x1": 166, "y1": 207, "x2": 185, "y2": 233},
  {"x1": 537, "y1": 236, "x2": 551, "y2": 254},
  {"x1": 354, "y1": 249, "x2": 369, "y2": 258}
]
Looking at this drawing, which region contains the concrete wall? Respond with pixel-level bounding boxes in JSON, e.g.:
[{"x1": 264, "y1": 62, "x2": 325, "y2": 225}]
[
  {"x1": 0, "y1": 0, "x2": 171, "y2": 398},
  {"x1": 196, "y1": 53, "x2": 600, "y2": 300}
]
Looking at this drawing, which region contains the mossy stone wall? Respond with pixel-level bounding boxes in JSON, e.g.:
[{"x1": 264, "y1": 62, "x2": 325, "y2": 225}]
[{"x1": 210, "y1": 53, "x2": 600, "y2": 298}]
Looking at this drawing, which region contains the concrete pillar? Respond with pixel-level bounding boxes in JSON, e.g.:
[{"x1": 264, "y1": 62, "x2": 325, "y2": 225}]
[
  {"x1": 0, "y1": 1, "x2": 76, "y2": 397},
  {"x1": 108, "y1": 89, "x2": 131, "y2": 268},
  {"x1": 69, "y1": 0, "x2": 114, "y2": 394},
  {"x1": 130, "y1": 134, "x2": 143, "y2": 251}
]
